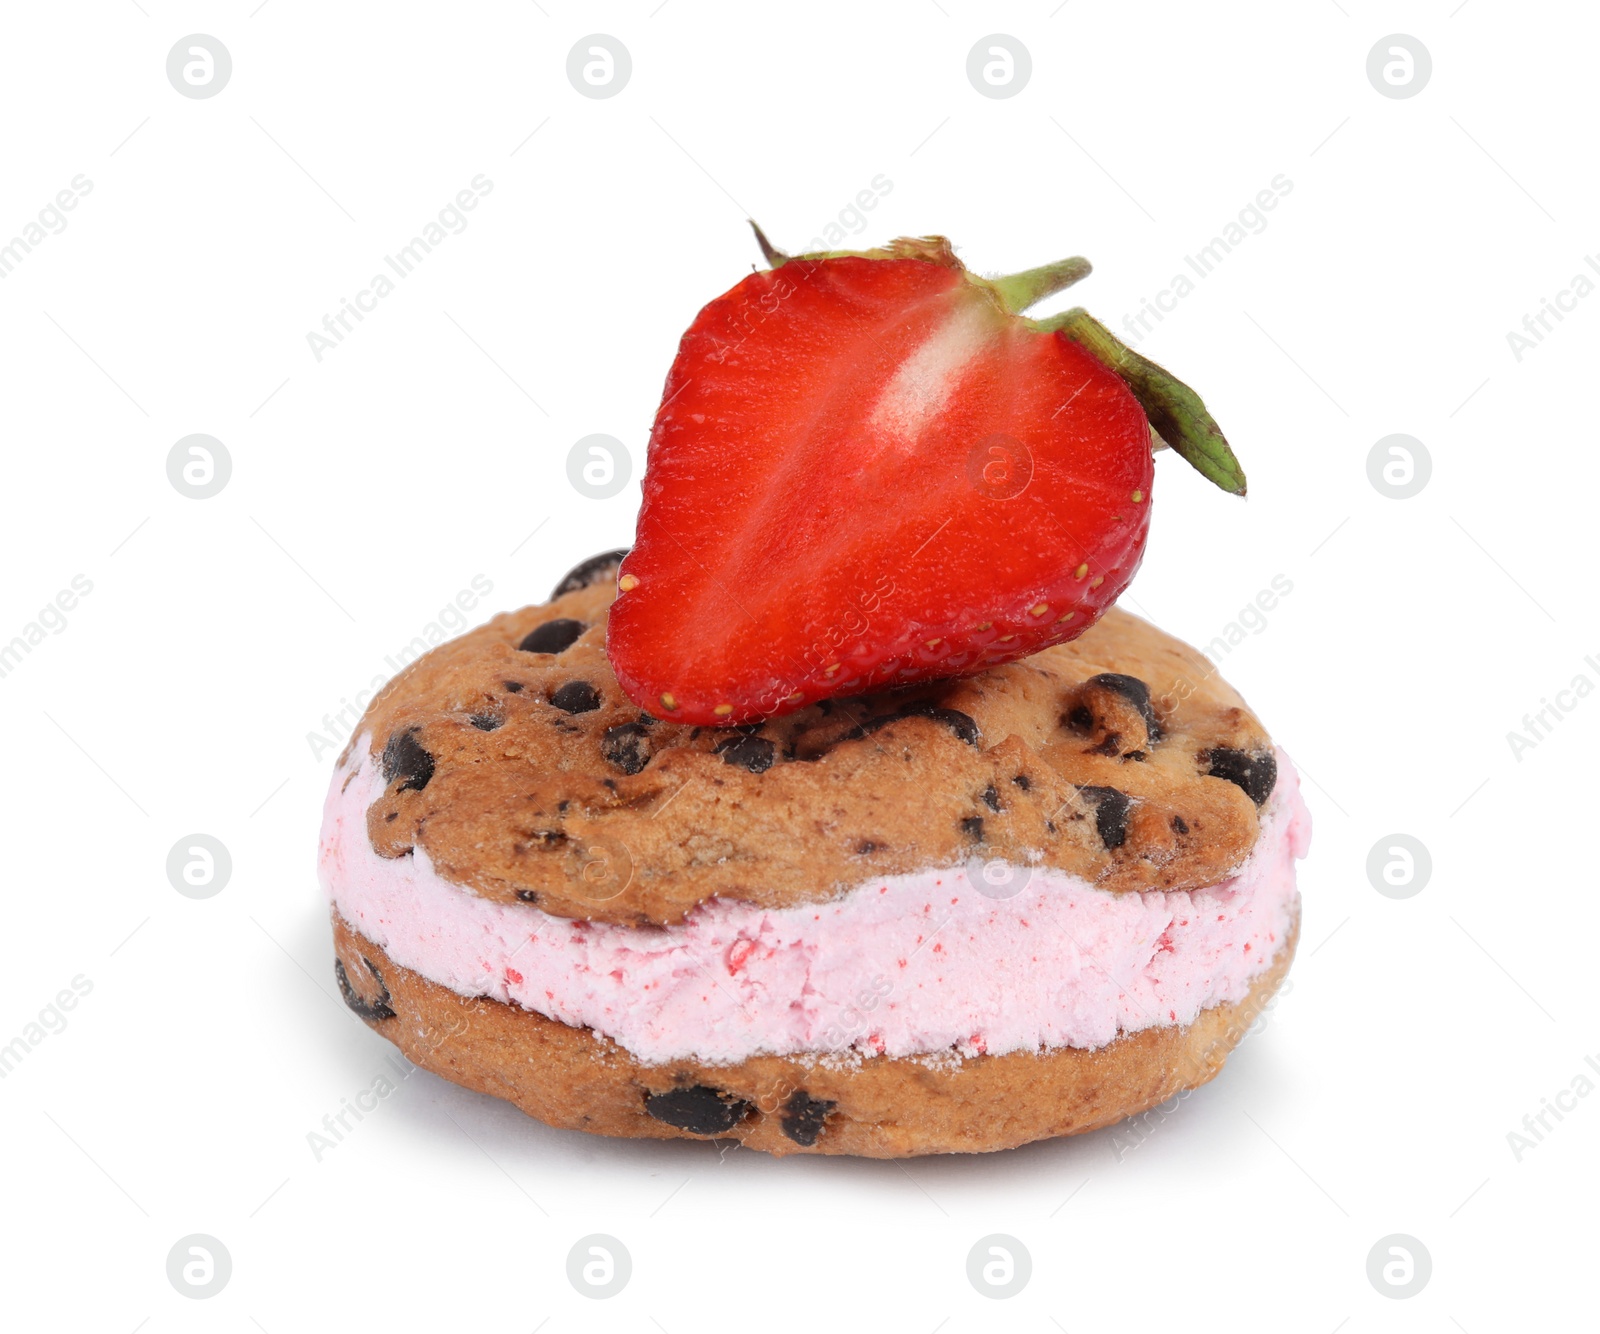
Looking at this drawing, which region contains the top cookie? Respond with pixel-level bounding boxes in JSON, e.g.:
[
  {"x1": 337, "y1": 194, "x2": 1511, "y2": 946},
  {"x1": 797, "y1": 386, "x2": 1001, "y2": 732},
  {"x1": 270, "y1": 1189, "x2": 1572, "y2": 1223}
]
[{"x1": 349, "y1": 553, "x2": 1277, "y2": 926}]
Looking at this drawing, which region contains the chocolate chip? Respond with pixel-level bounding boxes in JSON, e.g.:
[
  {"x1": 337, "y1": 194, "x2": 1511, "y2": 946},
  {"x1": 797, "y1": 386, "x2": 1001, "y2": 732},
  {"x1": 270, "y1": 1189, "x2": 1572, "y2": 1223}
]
[
  {"x1": 551, "y1": 548, "x2": 630, "y2": 599},
  {"x1": 857, "y1": 702, "x2": 980, "y2": 747},
  {"x1": 503, "y1": 681, "x2": 525, "y2": 693},
  {"x1": 550, "y1": 681, "x2": 600, "y2": 714},
  {"x1": 913, "y1": 703, "x2": 981, "y2": 745},
  {"x1": 335, "y1": 957, "x2": 396, "y2": 1022},
  {"x1": 519, "y1": 618, "x2": 585, "y2": 654},
  {"x1": 715, "y1": 734, "x2": 776, "y2": 774},
  {"x1": 1171, "y1": 815, "x2": 1189, "y2": 835},
  {"x1": 1076, "y1": 785, "x2": 1131, "y2": 849},
  {"x1": 468, "y1": 713, "x2": 502, "y2": 731},
  {"x1": 1125, "y1": 751, "x2": 1146, "y2": 762},
  {"x1": 1205, "y1": 748, "x2": 1277, "y2": 806},
  {"x1": 1012, "y1": 774, "x2": 1032, "y2": 790},
  {"x1": 961, "y1": 815, "x2": 985, "y2": 840},
  {"x1": 1087, "y1": 672, "x2": 1162, "y2": 741},
  {"x1": 780, "y1": 1090, "x2": 836, "y2": 1146},
  {"x1": 1090, "y1": 733, "x2": 1122, "y2": 757},
  {"x1": 982, "y1": 784, "x2": 1000, "y2": 812},
  {"x1": 515, "y1": 890, "x2": 540, "y2": 904},
  {"x1": 382, "y1": 729, "x2": 434, "y2": 792},
  {"x1": 601, "y1": 722, "x2": 651, "y2": 775},
  {"x1": 856, "y1": 840, "x2": 881, "y2": 855},
  {"x1": 643, "y1": 1085, "x2": 751, "y2": 1135},
  {"x1": 1065, "y1": 703, "x2": 1094, "y2": 734},
  {"x1": 637, "y1": 710, "x2": 658, "y2": 726}
]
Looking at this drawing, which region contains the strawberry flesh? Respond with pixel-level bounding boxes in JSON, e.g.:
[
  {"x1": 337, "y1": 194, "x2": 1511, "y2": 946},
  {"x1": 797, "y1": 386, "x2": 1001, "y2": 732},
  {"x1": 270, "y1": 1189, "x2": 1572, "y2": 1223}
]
[{"x1": 607, "y1": 250, "x2": 1155, "y2": 726}]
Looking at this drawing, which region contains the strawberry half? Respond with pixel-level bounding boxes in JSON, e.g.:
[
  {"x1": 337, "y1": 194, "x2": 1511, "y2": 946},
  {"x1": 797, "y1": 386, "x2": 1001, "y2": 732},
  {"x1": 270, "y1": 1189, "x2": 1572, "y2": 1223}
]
[{"x1": 606, "y1": 230, "x2": 1244, "y2": 727}]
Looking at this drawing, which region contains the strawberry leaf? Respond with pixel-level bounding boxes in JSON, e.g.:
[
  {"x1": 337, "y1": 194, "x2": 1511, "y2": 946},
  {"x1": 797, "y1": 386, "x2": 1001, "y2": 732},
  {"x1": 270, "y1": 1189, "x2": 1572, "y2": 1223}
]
[{"x1": 1041, "y1": 308, "x2": 1247, "y2": 496}]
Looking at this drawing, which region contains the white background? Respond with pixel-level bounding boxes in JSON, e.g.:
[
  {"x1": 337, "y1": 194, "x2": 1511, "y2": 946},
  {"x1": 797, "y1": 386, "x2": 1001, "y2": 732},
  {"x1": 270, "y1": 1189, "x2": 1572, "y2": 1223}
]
[{"x1": 1, "y1": 2, "x2": 1595, "y2": 1330}]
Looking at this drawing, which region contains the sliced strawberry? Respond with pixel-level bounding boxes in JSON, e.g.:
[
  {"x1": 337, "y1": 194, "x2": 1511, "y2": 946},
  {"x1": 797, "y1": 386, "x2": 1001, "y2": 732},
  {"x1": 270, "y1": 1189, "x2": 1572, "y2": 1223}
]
[{"x1": 607, "y1": 232, "x2": 1242, "y2": 726}]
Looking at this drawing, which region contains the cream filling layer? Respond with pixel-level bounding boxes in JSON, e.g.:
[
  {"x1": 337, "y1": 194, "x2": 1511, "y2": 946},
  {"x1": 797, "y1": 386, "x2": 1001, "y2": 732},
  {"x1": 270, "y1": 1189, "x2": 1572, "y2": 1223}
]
[{"x1": 319, "y1": 739, "x2": 1309, "y2": 1065}]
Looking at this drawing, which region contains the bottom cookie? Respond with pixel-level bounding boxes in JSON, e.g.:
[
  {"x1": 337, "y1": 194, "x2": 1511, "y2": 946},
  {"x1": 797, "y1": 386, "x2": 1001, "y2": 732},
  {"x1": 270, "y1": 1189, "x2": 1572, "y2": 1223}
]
[{"x1": 331, "y1": 909, "x2": 1298, "y2": 1158}]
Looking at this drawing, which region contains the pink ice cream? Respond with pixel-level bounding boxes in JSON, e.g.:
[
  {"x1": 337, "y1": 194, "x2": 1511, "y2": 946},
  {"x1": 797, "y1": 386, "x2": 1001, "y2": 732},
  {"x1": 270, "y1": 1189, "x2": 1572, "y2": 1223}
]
[{"x1": 320, "y1": 738, "x2": 1310, "y2": 1065}]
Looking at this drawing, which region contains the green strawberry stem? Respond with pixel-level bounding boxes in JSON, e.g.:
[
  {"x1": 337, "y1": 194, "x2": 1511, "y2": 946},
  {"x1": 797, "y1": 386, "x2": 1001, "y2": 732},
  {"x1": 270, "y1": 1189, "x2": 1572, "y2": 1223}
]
[
  {"x1": 986, "y1": 257, "x2": 1092, "y2": 313},
  {"x1": 1040, "y1": 308, "x2": 1247, "y2": 496}
]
